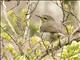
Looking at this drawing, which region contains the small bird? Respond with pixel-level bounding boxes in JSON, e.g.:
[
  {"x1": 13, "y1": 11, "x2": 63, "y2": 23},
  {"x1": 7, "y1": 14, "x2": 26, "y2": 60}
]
[
  {"x1": 36, "y1": 15, "x2": 67, "y2": 36},
  {"x1": 36, "y1": 15, "x2": 67, "y2": 45}
]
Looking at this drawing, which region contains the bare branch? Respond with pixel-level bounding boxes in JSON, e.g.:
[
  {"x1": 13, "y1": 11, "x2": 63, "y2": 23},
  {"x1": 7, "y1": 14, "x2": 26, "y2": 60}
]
[
  {"x1": 23, "y1": 0, "x2": 39, "y2": 40},
  {"x1": 2, "y1": 1, "x2": 17, "y2": 36},
  {"x1": 26, "y1": 0, "x2": 39, "y2": 15},
  {"x1": 55, "y1": 1, "x2": 80, "y2": 24},
  {"x1": 7, "y1": 0, "x2": 20, "y2": 12}
]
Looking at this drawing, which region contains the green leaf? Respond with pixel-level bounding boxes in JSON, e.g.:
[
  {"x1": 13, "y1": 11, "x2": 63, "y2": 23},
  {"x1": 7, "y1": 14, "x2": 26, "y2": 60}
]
[
  {"x1": 61, "y1": 41, "x2": 80, "y2": 60},
  {"x1": 15, "y1": 55, "x2": 26, "y2": 60},
  {"x1": 29, "y1": 21, "x2": 40, "y2": 36},
  {"x1": 35, "y1": 49, "x2": 42, "y2": 56},
  {"x1": 30, "y1": 35, "x2": 41, "y2": 46},
  {"x1": 5, "y1": 43, "x2": 14, "y2": 53},
  {"x1": 1, "y1": 32, "x2": 12, "y2": 41}
]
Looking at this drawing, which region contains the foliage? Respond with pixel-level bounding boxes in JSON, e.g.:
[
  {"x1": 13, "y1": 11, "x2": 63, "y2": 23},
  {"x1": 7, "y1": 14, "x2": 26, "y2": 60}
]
[
  {"x1": 29, "y1": 21, "x2": 40, "y2": 36},
  {"x1": 1, "y1": 1, "x2": 80, "y2": 60},
  {"x1": 61, "y1": 41, "x2": 80, "y2": 60},
  {"x1": 30, "y1": 35, "x2": 41, "y2": 46}
]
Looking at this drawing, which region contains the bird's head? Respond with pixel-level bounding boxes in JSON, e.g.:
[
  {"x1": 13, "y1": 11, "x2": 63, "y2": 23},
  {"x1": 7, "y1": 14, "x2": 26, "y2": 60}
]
[{"x1": 36, "y1": 15, "x2": 54, "y2": 23}]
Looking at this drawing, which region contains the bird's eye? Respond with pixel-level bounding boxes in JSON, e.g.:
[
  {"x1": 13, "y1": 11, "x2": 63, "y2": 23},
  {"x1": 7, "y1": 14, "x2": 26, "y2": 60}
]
[{"x1": 43, "y1": 17, "x2": 48, "y2": 20}]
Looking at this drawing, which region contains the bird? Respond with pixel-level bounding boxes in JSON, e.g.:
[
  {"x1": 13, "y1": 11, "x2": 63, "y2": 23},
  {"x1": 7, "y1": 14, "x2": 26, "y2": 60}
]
[
  {"x1": 36, "y1": 15, "x2": 67, "y2": 36},
  {"x1": 36, "y1": 15, "x2": 68, "y2": 44}
]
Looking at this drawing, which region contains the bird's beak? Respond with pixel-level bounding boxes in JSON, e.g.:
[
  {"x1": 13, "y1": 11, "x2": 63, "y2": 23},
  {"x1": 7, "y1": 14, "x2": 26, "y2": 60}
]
[
  {"x1": 36, "y1": 15, "x2": 42, "y2": 18},
  {"x1": 36, "y1": 15, "x2": 44, "y2": 22}
]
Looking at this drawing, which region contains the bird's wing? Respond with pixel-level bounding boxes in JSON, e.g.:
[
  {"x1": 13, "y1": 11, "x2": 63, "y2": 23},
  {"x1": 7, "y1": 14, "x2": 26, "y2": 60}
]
[
  {"x1": 40, "y1": 20, "x2": 59, "y2": 32},
  {"x1": 40, "y1": 20, "x2": 67, "y2": 35}
]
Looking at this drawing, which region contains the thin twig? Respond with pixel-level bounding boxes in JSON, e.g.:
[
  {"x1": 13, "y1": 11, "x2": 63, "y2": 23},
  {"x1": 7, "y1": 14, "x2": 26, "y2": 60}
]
[
  {"x1": 37, "y1": 36, "x2": 80, "y2": 60},
  {"x1": 2, "y1": 1, "x2": 17, "y2": 36},
  {"x1": 26, "y1": 0, "x2": 39, "y2": 15},
  {"x1": 0, "y1": 26, "x2": 30, "y2": 60},
  {"x1": 60, "y1": 0, "x2": 65, "y2": 23},
  {"x1": 55, "y1": 1, "x2": 80, "y2": 24},
  {"x1": 7, "y1": 0, "x2": 20, "y2": 12},
  {"x1": 23, "y1": 0, "x2": 39, "y2": 40},
  {"x1": 0, "y1": 26, "x2": 23, "y2": 54}
]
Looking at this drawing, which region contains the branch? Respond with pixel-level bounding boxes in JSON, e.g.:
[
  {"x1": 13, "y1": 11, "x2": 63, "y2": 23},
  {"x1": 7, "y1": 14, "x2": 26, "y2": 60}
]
[
  {"x1": 59, "y1": 0, "x2": 70, "y2": 43},
  {"x1": 55, "y1": 1, "x2": 80, "y2": 24},
  {"x1": 7, "y1": 0, "x2": 20, "y2": 12},
  {"x1": 26, "y1": 0, "x2": 39, "y2": 15},
  {"x1": 2, "y1": 1, "x2": 17, "y2": 36},
  {"x1": 0, "y1": 25, "x2": 24, "y2": 55},
  {"x1": 1, "y1": 26, "x2": 30, "y2": 60},
  {"x1": 60, "y1": 0, "x2": 65, "y2": 22},
  {"x1": 37, "y1": 49, "x2": 49, "y2": 60},
  {"x1": 0, "y1": 36, "x2": 4, "y2": 60},
  {"x1": 37, "y1": 34, "x2": 80, "y2": 60},
  {"x1": 23, "y1": 1, "x2": 39, "y2": 40},
  {"x1": 23, "y1": 0, "x2": 31, "y2": 40}
]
